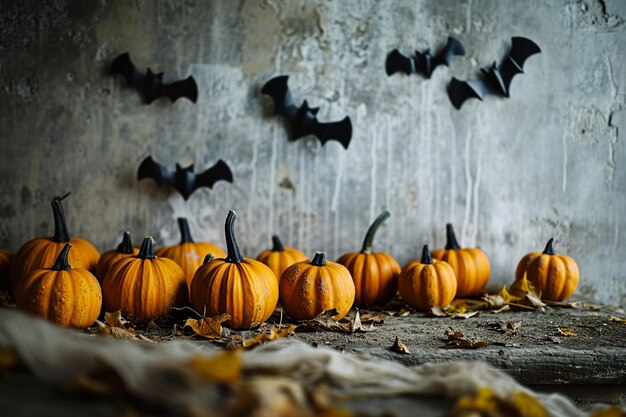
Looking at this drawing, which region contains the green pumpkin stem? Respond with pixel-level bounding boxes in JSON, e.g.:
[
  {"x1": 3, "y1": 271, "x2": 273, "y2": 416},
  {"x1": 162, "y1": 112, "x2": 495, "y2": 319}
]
[
  {"x1": 445, "y1": 224, "x2": 461, "y2": 250},
  {"x1": 138, "y1": 237, "x2": 156, "y2": 259},
  {"x1": 224, "y1": 211, "x2": 244, "y2": 263},
  {"x1": 311, "y1": 252, "x2": 327, "y2": 267},
  {"x1": 421, "y1": 244, "x2": 433, "y2": 264},
  {"x1": 178, "y1": 217, "x2": 194, "y2": 244},
  {"x1": 543, "y1": 238, "x2": 555, "y2": 255},
  {"x1": 360, "y1": 210, "x2": 390, "y2": 254},
  {"x1": 51, "y1": 243, "x2": 72, "y2": 271},
  {"x1": 203, "y1": 253, "x2": 215, "y2": 264},
  {"x1": 116, "y1": 231, "x2": 134, "y2": 254},
  {"x1": 272, "y1": 235, "x2": 285, "y2": 252},
  {"x1": 51, "y1": 198, "x2": 71, "y2": 243}
]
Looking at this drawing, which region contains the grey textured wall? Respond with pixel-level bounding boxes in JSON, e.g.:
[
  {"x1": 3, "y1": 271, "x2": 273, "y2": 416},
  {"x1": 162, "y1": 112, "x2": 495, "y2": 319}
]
[{"x1": 0, "y1": 0, "x2": 624, "y2": 305}]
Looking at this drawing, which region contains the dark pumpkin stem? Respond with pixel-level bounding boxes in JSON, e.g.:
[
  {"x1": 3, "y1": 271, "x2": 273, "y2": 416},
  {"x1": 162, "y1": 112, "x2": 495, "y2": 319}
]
[
  {"x1": 51, "y1": 243, "x2": 72, "y2": 271},
  {"x1": 421, "y1": 244, "x2": 433, "y2": 264},
  {"x1": 224, "y1": 211, "x2": 244, "y2": 263},
  {"x1": 311, "y1": 252, "x2": 327, "y2": 267},
  {"x1": 203, "y1": 253, "x2": 215, "y2": 264},
  {"x1": 51, "y1": 198, "x2": 71, "y2": 243},
  {"x1": 445, "y1": 224, "x2": 461, "y2": 250},
  {"x1": 361, "y1": 210, "x2": 390, "y2": 253},
  {"x1": 543, "y1": 238, "x2": 555, "y2": 255},
  {"x1": 116, "y1": 231, "x2": 134, "y2": 254},
  {"x1": 138, "y1": 237, "x2": 155, "y2": 259},
  {"x1": 272, "y1": 235, "x2": 285, "y2": 252},
  {"x1": 178, "y1": 217, "x2": 194, "y2": 244}
]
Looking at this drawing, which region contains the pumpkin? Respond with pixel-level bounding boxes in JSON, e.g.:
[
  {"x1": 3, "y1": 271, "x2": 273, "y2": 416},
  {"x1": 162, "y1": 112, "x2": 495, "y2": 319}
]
[
  {"x1": 15, "y1": 243, "x2": 102, "y2": 329},
  {"x1": 280, "y1": 251, "x2": 355, "y2": 321},
  {"x1": 102, "y1": 236, "x2": 187, "y2": 322},
  {"x1": 96, "y1": 231, "x2": 139, "y2": 282},
  {"x1": 10, "y1": 194, "x2": 100, "y2": 290},
  {"x1": 431, "y1": 224, "x2": 491, "y2": 298},
  {"x1": 337, "y1": 210, "x2": 400, "y2": 307},
  {"x1": 515, "y1": 238, "x2": 579, "y2": 301},
  {"x1": 190, "y1": 211, "x2": 278, "y2": 330},
  {"x1": 398, "y1": 245, "x2": 457, "y2": 311},
  {"x1": 156, "y1": 217, "x2": 226, "y2": 290},
  {"x1": 256, "y1": 235, "x2": 307, "y2": 282},
  {"x1": 0, "y1": 250, "x2": 14, "y2": 291}
]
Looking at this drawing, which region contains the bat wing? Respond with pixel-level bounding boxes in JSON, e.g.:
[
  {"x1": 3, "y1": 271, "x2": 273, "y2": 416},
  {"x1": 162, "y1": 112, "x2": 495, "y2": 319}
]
[
  {"x1": 500, "y1": 37, "x2": 541, "y2": 92},
  {"x1": 110, "y1": 53, "x2": 146, "y2": 90},
  {"x1": 137, "y1": 156, "x2": 175, "y2": 187},
  {"x1": 261, "y1": 75, "x2": 299, "y2": 119},
  {"x1": 385, "y1": 49, "x2": 414, "y2": 76},
  {"x1": 159, "y1": 76, "x2": 199, "y2": 103},
  {"x1": 308, "y1": 116, "x2": 353, "y2": 149},
  {"x1": 434, "y1": 36, "x2": 465, "y2": 68},
  {"x1": 447, "y1": 78, "x2": 487, "y2": 110},
  {"x1": 194, "y1": 160, "x2": 234, "y2": 191}
]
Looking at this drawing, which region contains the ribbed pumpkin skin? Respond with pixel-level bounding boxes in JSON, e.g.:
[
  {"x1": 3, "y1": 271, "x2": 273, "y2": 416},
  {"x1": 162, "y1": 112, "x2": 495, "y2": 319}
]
[
  {"x1": 97, "y1": 247, "x2": 139, "y2": 283},
  {"x1": 336, "y1": 252, "x2": 400, "y2": 307},
  {"x1": 190, "y1": 259, "x2": 278, "y2": 330},
  {"x1": 156, "y1": 242, "x2": 226, "y2": 288},
  {"x1": 10, "y1": 238, "x2": 100, "y2": 290},
  {"x1": 431, "y1": 248, "x2": 490, "y2": 297},
  {"x1": 514, "y1": 252, "x2": 542, "y2": 281},
  {"x1": 15, "y1": 266, "x2": 102, "y2": 329},
  {"x1": 279, "y1": 258, "x2": 355, "y2": 321},
  {"x1": 525, "y1": 254, "x2": 579, "y2": 301},
  {"x1": 399, "y1": 260, "x2": 457, "y2": 311},
  {"x1": 256, "y1": 247, "x2": 307, "y2": 282},
  {"x1": 102, "y1": 256, "x2": 187, "y2": 322},
  {"x1": 0, "y1": 250, "x2": 13, "y2": 291}
]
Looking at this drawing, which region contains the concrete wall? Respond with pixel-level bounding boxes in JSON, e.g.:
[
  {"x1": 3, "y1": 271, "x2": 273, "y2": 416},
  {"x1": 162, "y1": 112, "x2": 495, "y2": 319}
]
[{"x1": 0, "y1": 0, "x2": 624, "y2": 305}]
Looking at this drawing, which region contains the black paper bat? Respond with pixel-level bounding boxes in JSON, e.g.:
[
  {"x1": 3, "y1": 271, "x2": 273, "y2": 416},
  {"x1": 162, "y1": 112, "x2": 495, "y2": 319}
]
[
  {"x1": 261, "y1": 75, "x2": 352, "y2": 149},
  {"x1": 137, "y1": 156, "x2": 233, "y2": 200},
  {"x1": 386, "y1": 37, "x2": 465, "y2": 79},
  {"x1": 110, "y1": 53, "x2": 198, "y2": 104},
  {"x1": 447, "y1": 37, "x2": 541, "y2": 109}
]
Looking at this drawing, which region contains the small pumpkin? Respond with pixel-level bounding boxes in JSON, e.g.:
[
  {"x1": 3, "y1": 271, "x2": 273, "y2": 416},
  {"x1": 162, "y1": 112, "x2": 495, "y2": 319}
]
[
  {"x1": 515, "y1": 238, "x2": 579, "y2": 301},
  {"x1": 102, "y1": 236, "x2": 187, "y2": 322},
  {"x1": 10, "y1": 194, "x2": 100, "y2": 290},
  {"x1": 156, "y1": 217, "x2": 226, "y2": 290},
  {"x1": 337, "y1": 210, "x2": 401, "y2": 307},
  {"x1": 15, "y1": 243, "x2": 102, "y2": 329},
  {"x1": 96, "y1": 231, "x2": 139, "y2": 282},
  {"x1": 256, "y1": 235, "x2": 307, "y2": 281},
  {"x1": 431, "y1": 224, "x2": 491, "y2": 298},
  {"x1": 399, "y1": 245, "x2": 457, "y2": 311},
  {"x1": 280, "y1": 251, "x2": 355, "y2": 321},
  {"x1": 190, "y1": 211, "x2": 278, "y2": 330},
  {"x1": 0, "y1": 250, "x2": 14, "y2": 291}
]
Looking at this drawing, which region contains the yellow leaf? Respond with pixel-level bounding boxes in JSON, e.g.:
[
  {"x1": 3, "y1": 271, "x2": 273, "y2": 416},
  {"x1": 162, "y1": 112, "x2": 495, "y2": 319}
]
[
  {"x1": 188, "y1": 350, "x2": 241, "y2": 383},
  {"x1": 242, "y1": 324, "x2": 297, "y2": 348},
  {"x1": 183, "y1": 313, "x2": 231, "y2": 339},
  {"x1": 104, "y1": 310, "x2": 129, "y2": 328},
  {"x1": 390, "y1": 336, "x2": 410, "y2": 354},
  {"x1": 513, "y1": 392, "x2": 548, "y2": 417},
  {"x1": 557, "y1": 328, "x2": 578, "y2": 336},
  {"x1": 608, "y1": 315, "x2": 626, "y2": 325}
]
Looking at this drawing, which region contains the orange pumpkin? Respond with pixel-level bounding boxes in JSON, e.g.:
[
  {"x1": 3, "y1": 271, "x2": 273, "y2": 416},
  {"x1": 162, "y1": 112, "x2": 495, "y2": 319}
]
[
  {"x1": 280, "y1": 252, "x2": 355, "y2": 321},
  {"x1": 190, "y1": 211, "x2": 278, "y2": 330},
  {"x1": 256, "y1": 235, "x2": 307, "y2": 282},
  {"x1": 96, "y1": 231, "x2": 139, "y2": 282},
  {"x1": 431, "y1": 224, "x2": 490, "y2": 298},
  {"x1": 0, "y1": 250, "x2": 13, "y2": 291},
  {"x1": 15, "y1": 243, "x2": 102, "y2": 328},
  {"x1": 399, "y1": 245, "x2": 457, "y2": 311},
  {"x1": 337, "y1": 210, "x2": 400, "y2": 307},
  {"x1": 156, "y1": 217, "x2": 226, "y2": 290},
  {"x1": 516, "y1": 238, "x2": 579, "y2": 301},
  {"x1": 102, "y1": 237, "x2": 187, "y2": 322},
  {"x1": 10, "y1": 194, "x2": 100, "y2": 290}
]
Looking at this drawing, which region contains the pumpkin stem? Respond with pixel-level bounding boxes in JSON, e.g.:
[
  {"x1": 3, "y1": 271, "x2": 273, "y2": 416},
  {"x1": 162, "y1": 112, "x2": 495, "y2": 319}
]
[
  {"x1": 311, "y1": 252, "x2": 327, "y2": 267},
  {"x1": 116, "y1": 231, "x2": 134, "y2": 254},
  {"x1": 138, "y1": 237, "x2": 156, "y2": 259},
  {"x1": 543, "y1": 238, "x2": 555, "y2": 255},
  {"x1": 224, "y1": 211, "x2": 244, "y2": 263},
  {"x1": 272, "y1": 235, "x2": 285, "y2": 252},
  {"x1": 445, "y1": 224, "x2": 461, "y2": 250},
  {"x1": 360, "y1": 210, "x2": 390, "y2": 253},
  {"x1": 51, "y1": 197, "x2": 71, "y2": 243},
  {"x1": 178, "y1": 217, "x2": 194, "y2": 244},
  {"x1": 51, "y1": 243, "x2": 72, "y2": 271},
  {"x1": 421, "y1": 244, "x2": 433, "y2": 264},
  {"x1": 203, "y1": 253, "x2": 215, "y2": 264}
]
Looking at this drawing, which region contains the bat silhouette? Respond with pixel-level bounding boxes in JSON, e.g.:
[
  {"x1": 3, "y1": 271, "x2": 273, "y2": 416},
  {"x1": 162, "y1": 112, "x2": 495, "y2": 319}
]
[
  {"x1": 261, "y1": 75, "x2": 352, "y2": 149},
  {"x1": 110, "y1": 53, "x2": 198, "y2": 104},
  {"x1": 448, "y1": 37, "x2": 541, "y2": 109},
  {"x1": 386, "y1": 36, "x2": 465, "y2": 79},
  {"x1": 137, "y1": 156, "x2": 233, "y2": 200}
]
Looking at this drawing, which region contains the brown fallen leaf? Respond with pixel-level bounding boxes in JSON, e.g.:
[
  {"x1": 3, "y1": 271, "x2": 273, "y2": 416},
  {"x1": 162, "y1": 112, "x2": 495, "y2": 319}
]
[
  {"x1": 242, "y1": 325, "x2": 297, "y2": 348},
  {"x1": 508, "y1": 277, "x2": 546, "y2": 309},
  {"x1": 104, "y1": 310, "x2": 130, "y2": 329},
  {"x1": 430, "y1": 305, "x2": 480, "y2": 319},
  {"x1": 348, "y1": 310, "x2": 375, "y2": 333},
  {"x1": 95, "y1": 321, "x2": 154, "y2": 342},
  {"x1": 491, "y1": 305, "x2": 511, "y2": 314},
  {"x1": 608, "y1": 315, "x2": 626, "y2": 325},
  {"x1": 183, "y1": 313, "x2": 231, "y2": 339},
  {"x1": 557, "y1": 328, "x2": 578, "y2": 337},
  {"x1": 444, "y1": 329, "x2": 489, "y2": 349},
  {"x1": 358, "y1": 311, "x2": 386, "y2": 326},
  {"x1": 188, "y1": 350, "x2": 241, "y2": 383},
  {"x1": 390, "y1": 336, "x2": 410, "y2": 354},
  {"x1": 488, "y1": 321, "x2": 522, "y2": 335}
]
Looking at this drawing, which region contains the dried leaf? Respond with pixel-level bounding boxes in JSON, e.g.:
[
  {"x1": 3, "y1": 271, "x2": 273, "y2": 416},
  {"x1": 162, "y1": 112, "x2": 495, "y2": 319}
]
[
  {"x1": 95, "y1": 321, "x2": 154, "y2": 343},
  {"x1": 566, "y1": 302, "x2": 625, "y2": 315},
  {"x1": 183, "y1": 313, "x2": 231, "y2": 339},
  {"x1": 188, "y1": 350, "x2": 241, "y2": 383},
  {"x1": 608, "y1": 315, "x2": 626, "y2": 325},
  {"x1": 242, "y1": 325, "x2": 297, "y2": 348},
  {"x1": 488, "y1": 321, "x2": 522, "y2": 334},
  {"x1": 482, "y1": 286, "x2": 516, "y2": 308},
  {"x1": 430, "y1": 303, "x2": 479, "y2": 319},
  {"x1": 557, "y1": 328, "x2": 578, "y2": 336},
  {"x1": 444, "y1": 329, "x2": 489, "y2": 349},
  {"x1": 104, "y1": 310, "x2": 129, "y2": 329},
  {"x1": 451, "y1": 387, "x2": 548, "y2": 417},
  {"x1": 512, "y1": 391, "x2": 550, "y2": 417},
  {"x1": 348, "y1": 310, "x2": 375, "y2": 333},
  {"x1": 358, "y1": 312, "x2": 386, "y2": 325},
  {"x1": 390, "y1": 336, "x2": 410, "y2": 354},
  {"x1": 492, "y1": 305, "x2": 511, "y2": 314},
  {"x1": 145, "y1": 320, "x2": 161, "y2": 331},
  {"x1": 298, "y1": 309, "x2": 358, "y2": 334},
  {"x1": 508, "y1": 277, "x2": 546, "y2": 309}
]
